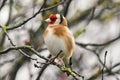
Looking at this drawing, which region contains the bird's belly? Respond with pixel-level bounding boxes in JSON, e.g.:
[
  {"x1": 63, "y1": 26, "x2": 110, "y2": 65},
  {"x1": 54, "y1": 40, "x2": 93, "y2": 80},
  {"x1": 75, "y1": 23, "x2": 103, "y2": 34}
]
[{"x1": 44, "y1": 33, "x2": 67, "y2": 56}]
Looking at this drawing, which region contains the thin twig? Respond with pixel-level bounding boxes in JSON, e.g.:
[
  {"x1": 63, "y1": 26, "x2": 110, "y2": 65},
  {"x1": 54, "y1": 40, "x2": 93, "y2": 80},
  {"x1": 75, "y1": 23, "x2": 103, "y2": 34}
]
[
  {"x1": 95, "y1": 51, "x2": 109, "y2": 72},
  {"x1": 85, "y1": 4, "x2": 96, "y2": 26},
  {"x1": 7, "y1": 0, "x2": 47, "y2": 30},
  {"x1": 0, "y1": 46, "x2": 26, "y2": 55},
  {"x1": 63, "y1": 0, "x2": 72, "y2": 17},
  {"x1": 36, "y1": 50, "x2": 63, "y2": 80},
  {"x1": 0, "y1": 0, "x2": 7, "y2": 11},
  {"x1": 0, "y1": 46, "x2": 46, "y2": 55},
  {"x1": 76, "y1": 35, "x2": 120, "y2": 47},
  {"x1": 6, "y1": 0, "x2": 13, "y2": 26},
  {"x1": 6, "y1": 0, "x2": 64, "y2": 30},
  {"x1": 0, "y1": 0, "x2": 12, "y2": 47},
  {"x1": 102, "y1": 51, "x2": 107, "y2": 80},
  {"x1": 0, "y1": 26, "x2": 37, "y2": 61},
  {"x1": 36, "y1": 55, "x2": 51, "y2": 80},
  {"x1": 81, "y1": 46, "x2": 119, "y2": 80}
]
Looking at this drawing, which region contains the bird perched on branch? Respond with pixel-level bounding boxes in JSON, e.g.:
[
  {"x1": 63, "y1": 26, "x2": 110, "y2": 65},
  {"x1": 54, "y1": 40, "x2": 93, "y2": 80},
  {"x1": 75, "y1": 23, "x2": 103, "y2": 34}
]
[{"x1": 44, "y1": 13, "x2": 75, "y2": 68}]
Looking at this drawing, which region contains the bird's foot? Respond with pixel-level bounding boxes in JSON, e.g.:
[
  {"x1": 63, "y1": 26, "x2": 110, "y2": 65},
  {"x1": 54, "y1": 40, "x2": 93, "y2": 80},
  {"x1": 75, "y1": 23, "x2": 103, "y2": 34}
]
[
  {"x1": 47, "y1": 57, "x2": 56, "y2": 64},
  {"x1": 48, "y1": 57, "x2": 64, "y2": 65},
  {"x1": 55, "y1": 57, "x2": 64, "y2": 65}
]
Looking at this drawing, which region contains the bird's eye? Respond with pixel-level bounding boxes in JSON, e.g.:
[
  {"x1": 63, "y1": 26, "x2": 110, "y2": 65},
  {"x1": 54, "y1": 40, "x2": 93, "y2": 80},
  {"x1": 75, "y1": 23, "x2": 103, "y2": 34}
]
[{"x1": 50, "y1": 18, "x2": 56, "y2": 21}]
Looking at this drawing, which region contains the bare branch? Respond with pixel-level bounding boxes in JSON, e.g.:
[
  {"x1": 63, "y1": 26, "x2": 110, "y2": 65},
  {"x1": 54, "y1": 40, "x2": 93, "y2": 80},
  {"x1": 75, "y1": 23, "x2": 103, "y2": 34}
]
[
  {"x1": 80, "y1": 45, "x2": 120, "y2": 80},
  {"x1": 0, "y1": 0, "x2": 7, "y2": 11},
  {"x1": 0, "y1": 29, "x2": 84, "y2": 80},
  {"x1": 102, "y1": 51, "x2": 107, "y2": 80},
  {"x1": 0, "y1": 46, "x2": 46, "y2": 55},
  {"x1": 5, "y1": 0, "x2": 13, "y2": 26},
  {"x1": 76, "y1": 35, "x2": 120, "y2": 47},
  {"x1": 36, "y1": 55, "x2": 51, "y2": 80},
  {"x1": 6, "y1": 0, "x2": 64, "y2": 30},
  {"x1": 0, "y1": 25, "x2": 38, "y2": 61},
  {"x1": 63, "y1": 0, "x2": 72, "y2": 17}
]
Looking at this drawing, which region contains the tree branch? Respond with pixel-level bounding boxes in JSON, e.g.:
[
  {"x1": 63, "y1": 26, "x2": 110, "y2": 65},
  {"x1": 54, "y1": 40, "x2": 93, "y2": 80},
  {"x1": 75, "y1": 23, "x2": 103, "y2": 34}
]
[
  {"x1": 0, "y1": 25, "x2": 38, "y2": 61},
  {"x1": 0, "y1": 25, "x2": 83, "y2": 79},
  {"x1": 36, "y1": 54, "x2": 51, "y2": 80},
  {"x1": 0, "y1": 0, "x2": 7, "y2": 11},
  {"x1": 102, "y1": 51, "x2": 107, "y2": 80},
  {"x1": 76, "y1": 35, "x2": 120, "y2": 47},
  {"x1": 6, "y1": 0, "x2": 64, "y2": 30},
  {"x1": 0, "y1": 45, "x2": 84, "y2": 80},
  {"x1": 63, "y1": 0, "x2": 72, "y2": 17}
]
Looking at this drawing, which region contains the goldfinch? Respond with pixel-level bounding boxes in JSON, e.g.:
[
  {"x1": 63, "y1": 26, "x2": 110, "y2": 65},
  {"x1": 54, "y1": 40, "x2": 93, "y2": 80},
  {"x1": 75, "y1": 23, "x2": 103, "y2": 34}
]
[{"x1": 43, "y1": 13, "x2": 75, "y2": 68}]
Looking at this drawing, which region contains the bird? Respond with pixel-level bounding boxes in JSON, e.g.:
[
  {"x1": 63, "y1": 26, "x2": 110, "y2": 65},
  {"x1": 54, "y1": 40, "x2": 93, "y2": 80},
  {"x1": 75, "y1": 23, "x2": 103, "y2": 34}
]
[{"x1": 43, "y1": 13, "x2": 75, "y2": 68}]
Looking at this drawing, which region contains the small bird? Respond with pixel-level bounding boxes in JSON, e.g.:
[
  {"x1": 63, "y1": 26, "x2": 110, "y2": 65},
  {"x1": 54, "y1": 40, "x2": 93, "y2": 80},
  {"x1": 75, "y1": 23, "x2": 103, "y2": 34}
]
[{"x1": 43, "y1": 13, "x2": 75, "y2": 68}]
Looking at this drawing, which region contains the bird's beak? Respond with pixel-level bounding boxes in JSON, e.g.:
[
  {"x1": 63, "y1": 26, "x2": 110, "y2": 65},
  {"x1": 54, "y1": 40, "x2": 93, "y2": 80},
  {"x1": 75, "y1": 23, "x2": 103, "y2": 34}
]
[{"x1": 45, "y1": 18, "x2": 51, "y2": 23}]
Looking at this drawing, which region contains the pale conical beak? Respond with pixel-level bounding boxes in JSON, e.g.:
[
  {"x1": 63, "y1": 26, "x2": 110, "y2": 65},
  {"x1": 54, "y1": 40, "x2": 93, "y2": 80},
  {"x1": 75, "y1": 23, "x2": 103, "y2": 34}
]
[{"x1": 45, "y1": 18, "x2": 51, "y2": 23}]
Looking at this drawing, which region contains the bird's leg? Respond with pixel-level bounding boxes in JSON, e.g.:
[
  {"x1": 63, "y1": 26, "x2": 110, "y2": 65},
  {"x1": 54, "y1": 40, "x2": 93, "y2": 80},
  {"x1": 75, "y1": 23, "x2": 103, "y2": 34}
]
[
  {"x1": 48, "y1": 57, "x2": 64, "y2": 65},
  {"x1": 69, "y1": 57, "x2": 72, "y2": 68},
  {"x1": 48, "y1": 50, "x2": 64, "y2": 64},
  {"x1": 63, "y1": 57, "x2": 72, "y2": 76},
  {"x1": 48, "y1": 56, "x2": 56, "y2": 63},
  {"x1": 55, "y1": 57, "x2": 64, "y2": 65}
]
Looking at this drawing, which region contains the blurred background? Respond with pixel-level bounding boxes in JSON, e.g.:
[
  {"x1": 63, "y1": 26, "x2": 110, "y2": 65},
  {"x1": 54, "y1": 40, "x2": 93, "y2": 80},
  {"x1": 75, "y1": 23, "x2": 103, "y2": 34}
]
[{"x1": 0, "y1": 0, "x2": 120, "y2": 80}]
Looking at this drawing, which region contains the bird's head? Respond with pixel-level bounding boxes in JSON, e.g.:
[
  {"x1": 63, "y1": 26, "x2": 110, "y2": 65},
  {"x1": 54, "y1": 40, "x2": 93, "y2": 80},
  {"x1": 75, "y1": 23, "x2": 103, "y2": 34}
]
[{"x1": 45, "y1": 13, "x2": 67, "y2": 26}]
